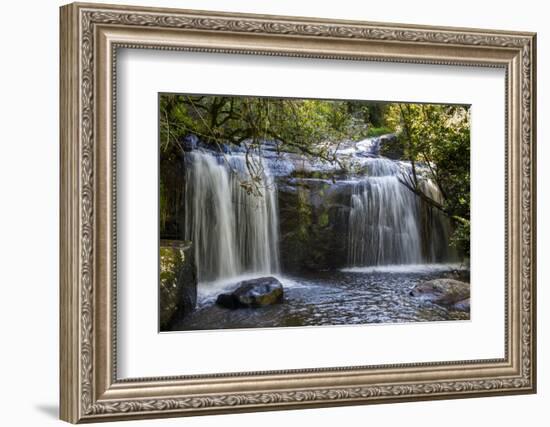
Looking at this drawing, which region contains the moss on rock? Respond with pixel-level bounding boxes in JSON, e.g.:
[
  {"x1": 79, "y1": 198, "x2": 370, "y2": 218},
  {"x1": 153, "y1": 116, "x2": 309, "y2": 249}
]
[{"x1": 159, "y1": 240, "x2": 197, "y2": 330}]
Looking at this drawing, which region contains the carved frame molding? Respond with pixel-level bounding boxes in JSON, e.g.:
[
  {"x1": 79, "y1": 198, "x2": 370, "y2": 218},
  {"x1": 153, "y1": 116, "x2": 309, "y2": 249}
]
[{"x1": 60, "y1": 2, "x2": 536, "y2": 423}]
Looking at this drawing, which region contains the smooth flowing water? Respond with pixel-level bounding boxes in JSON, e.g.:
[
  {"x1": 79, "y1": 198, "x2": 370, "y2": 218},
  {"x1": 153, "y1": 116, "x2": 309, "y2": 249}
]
[
  {"x1": 184, "y1": 151, "x2": 280, "y2": 282},
  {"x1": 347, "y1": 157, "x2": 455, "y2": 266},
  {"x1": 348, "y1": 159, "x2": 423, "y2": 266}
]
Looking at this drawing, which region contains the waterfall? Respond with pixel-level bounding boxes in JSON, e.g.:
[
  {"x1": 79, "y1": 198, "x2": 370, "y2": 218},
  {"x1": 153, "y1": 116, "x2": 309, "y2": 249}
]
[
  {"x1": 182, "y1": 137, "x2": 456, "y2": 278},
  {"x1": 347, "y1": 157, "x2": 456, "y2": 267},
  {"x1": 418, "y1": 178, "x2": 457, "y2": 263},
  {"x1": 184, "y1": 151, "x2": 280, "y2": 282}
]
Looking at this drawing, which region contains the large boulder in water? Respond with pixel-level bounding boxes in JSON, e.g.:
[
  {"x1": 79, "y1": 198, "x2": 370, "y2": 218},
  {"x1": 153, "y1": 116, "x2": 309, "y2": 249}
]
[
  {"x1": 159, "y1": 240, "x2": 197, "y2": 330},
  {"x1": 409, "y1": 278, "x2": 470, "y2": 311},
  {"x1": 216, "y1": 277, "x2": 284, "y2": 309}
]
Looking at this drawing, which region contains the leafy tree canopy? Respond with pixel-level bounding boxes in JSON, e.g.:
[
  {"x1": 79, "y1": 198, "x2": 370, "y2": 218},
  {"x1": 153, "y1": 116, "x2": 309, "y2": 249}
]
[{"x1": 160, "y1": 94, "x2": 386, "y2": 164}]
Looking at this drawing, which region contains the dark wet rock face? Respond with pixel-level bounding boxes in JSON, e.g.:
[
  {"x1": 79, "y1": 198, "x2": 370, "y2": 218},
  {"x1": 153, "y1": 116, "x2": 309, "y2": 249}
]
[
  {"x1": 409, "y1": 278, "x2": 470, "y2": 311},
  {"x1": 377, "y1": 134, "x2": 403, "y2": 160},
  {"x1": 181, "y1": 134, "x2": 199, "y2": 152},
  {"x1": 216, "y1": 277, "x2": 284, "y2": 309},
  {"x1": 277, "y1": 178, "x2": 350, "y2": 273}
]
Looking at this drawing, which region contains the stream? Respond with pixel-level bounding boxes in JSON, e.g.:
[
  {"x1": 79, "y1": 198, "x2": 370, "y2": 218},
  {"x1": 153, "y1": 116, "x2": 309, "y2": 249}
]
[{"x1": 172, "y1": 264, "x2": 468, "y2": 331}]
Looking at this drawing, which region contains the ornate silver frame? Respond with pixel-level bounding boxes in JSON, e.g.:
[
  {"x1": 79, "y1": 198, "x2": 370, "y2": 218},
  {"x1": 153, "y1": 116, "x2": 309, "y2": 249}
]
[{"x1": 60, "y1": 2, "x2": 536, "y2": 423}]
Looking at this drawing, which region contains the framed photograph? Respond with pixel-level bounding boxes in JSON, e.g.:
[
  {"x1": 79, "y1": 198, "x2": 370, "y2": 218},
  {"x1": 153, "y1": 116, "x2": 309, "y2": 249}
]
[{"x1": 60, "y1": 2, "x2": 536, "y2": 423}]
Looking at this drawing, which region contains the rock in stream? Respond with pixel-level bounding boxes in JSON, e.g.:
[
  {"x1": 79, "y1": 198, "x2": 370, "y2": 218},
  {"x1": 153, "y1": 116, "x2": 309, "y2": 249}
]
[
  {"x1": 216, "y1": 277, "x2": 284, "y2": 309},
  {"x1": 409, "y1": 278, "x2": 470, "y2": 312}
]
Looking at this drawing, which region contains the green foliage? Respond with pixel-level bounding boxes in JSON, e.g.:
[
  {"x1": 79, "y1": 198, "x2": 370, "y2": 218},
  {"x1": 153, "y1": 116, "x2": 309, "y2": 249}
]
[
  {"x1": 386, "y1": 103, "x2": 471, "y2": 257},
  {"x1": 160, "y1": 95, "x2": 358, "y2": 163},
  {"x1": 366, "y1": 126, "x2": 393, "y2": 138},
  {"x1": 159, "y1": 246, "x2": 183, "y2": 287},
  {"x1": 346, "y1": 101, "x2": 387, "y2": 127},
  {"x1": 159, "y1": 96, "x2": 399, "y2": 170},
  {"x1": 159, "y1": 179, "x2": 168, "y2": 232},
  {"x1": 450, "y1": 220, "x2": 470, "y2": 258},
  {"x1": 318, "y1": 212, "x2": 330, "y2": 228}
]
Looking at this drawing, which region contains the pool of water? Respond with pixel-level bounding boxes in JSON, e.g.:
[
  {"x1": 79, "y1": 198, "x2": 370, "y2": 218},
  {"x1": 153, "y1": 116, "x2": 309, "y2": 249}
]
[{"x1": 170, "y1": 265, "x2": 469, "y2": 331}]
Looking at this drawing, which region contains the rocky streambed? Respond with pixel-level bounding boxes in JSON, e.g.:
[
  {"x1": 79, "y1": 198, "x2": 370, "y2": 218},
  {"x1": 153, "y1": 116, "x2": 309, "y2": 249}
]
[{"x1": 169, "y1": 265, "x2": 469, "y2": 332}]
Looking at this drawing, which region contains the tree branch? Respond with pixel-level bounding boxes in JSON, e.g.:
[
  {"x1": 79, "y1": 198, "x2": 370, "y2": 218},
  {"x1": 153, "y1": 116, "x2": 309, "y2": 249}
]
[{"x1": 397, "y1": 173, "x2": 468, "y2": 225}]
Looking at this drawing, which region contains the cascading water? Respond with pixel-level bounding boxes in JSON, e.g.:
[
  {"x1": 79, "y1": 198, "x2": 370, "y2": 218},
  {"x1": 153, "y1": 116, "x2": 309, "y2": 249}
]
[
  {"x1": 183, "y1": 136, "x2": 456, "y2": 279},
  {"x1": 417, "y1": 178, "x2": 457, "y2": 263},
  {"x1": 184, "y1": 151, "x2": 280, "y2": 282},
  {"x1": 348, "y1": 159, "x2": 423, "y2": 266},
  {"x1": 346, "y1": 138, "x2": 456, "y2": 267}
]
